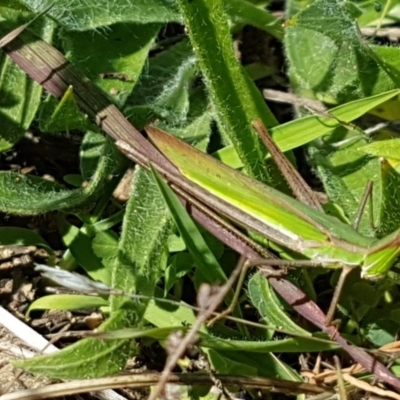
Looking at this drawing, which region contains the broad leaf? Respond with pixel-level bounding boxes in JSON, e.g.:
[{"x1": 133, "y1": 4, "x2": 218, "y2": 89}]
[{"x1": 20, "y1": 0, "x2": 182, "y2": 30}]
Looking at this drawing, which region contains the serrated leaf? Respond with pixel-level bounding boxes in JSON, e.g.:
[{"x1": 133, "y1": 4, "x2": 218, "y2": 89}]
[
  {"x1": 248, "y1": 273, "x2": 310, "y2": 336},
  {"x1": 27, "y1": 294, "x2": 108, "y2": 315},
  {"x1": 21, "y1": 0, "x2": 182, "y2": 30}
]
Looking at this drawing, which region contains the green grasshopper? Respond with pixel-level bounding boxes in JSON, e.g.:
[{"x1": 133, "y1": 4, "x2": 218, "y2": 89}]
[{"x1": 140, "y1": 123, "x2": 400, "y2": 324}]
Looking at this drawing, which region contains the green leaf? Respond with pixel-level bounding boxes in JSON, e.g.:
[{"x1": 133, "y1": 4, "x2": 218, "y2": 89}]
[
  {"x1": 310, "y1": 135, "x2": 400, "y2": 237},
  {"x1": 207, "y1": 350, "x2": 258, "y2": 376},
  {"x1": 58, "y1": 217, "x2": 110, "y2": 284},
  {"x1": 113, "y1": 167, "x2": 172, "y2": 311},
  {"x1": 167, "y1": 234, "x2": 186, "y2": 253},
  {"x1": 285, "y1": 0, "x2": 396, "y2": 101},
  {"x1": 144, "y1": 295, "x2": 197, "y2": 328},
  {"x1": 126, "y1": 39, "x2": 210, "y2": 132},
  {"x1": 367, "y1": 319, "x2": 398, "y2": 347},
  {"x1": 349, "y1": 283, "x2": 379, "y2": 307},
  {"x1": 208, "y1": 350, "x2": 301, "y2": 380},
  {"x1": 92, "y1": 231, "x2": 119, "y2": 260},
  {"x1": 80, "y1": 131, "x2": 108, "y2": 180},
  {"x1": 151, "y1": 166, "x2": 227, "y2": 285},
  {"x1": 224, "y1": 0, "x2": 283, "y2": 40},
  {"x1": 46, "y1": 168, "x2": 173, "y2": 380},
  {"x1": 375, "y1": 160, "x2": 400, "y2": 237},
  {"x1": 13, "y1": 308, "x2": 137, "y2": 379},
  {"x1": 62, "y1": 22, "x2": 160, "y2": 105},
  {"x1": 359, "y1": 138, "x2": 400, "y2": 161},
  {"x1": 165, "y1": 252, "x2": 193, "y2": 293},
  {"x1": 248, "y1": 273, "x2": 310, "y2": 336},
  {"x1": 127, "y1": 39, "x2": 193, "y2": 110},
  {"x1": 27, "y1": 294, "x2": 108, "y2": 315},
  {"x1": 215, "y1": 89, "x2": 400, "y2": 169},
  {"x1": 21, "y1": 0, "x2": 182, "y2": 30},
  {"x1": 0, "y1": 227, "x2": 55, "y2": 263},
  {"x1": 200, "y1": 332, "x2": 337, "y2": 353},
  {"x1": 0, "y1": 134, "x2": 119, "y2": 214},
  {"x1": 86, "y1": 326, "x2": 186, "y2": 341},
  {"x1": 125, "y1": 39, "x2": 214, "y2": 149},
  {"x1": 176, "y1": 0, "x2": 277, "y2": 182},
  {"x1": 0, "y1": 5, "x2": 54, "y2": 151},
  {"x1": 39, "y1": 86, "x2": 91, "y2": 132}
]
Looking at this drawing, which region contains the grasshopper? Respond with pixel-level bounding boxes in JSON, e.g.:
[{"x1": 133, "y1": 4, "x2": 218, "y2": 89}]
[{"x1": 138, "y1": 123, "x2": 400, "y2": 324}]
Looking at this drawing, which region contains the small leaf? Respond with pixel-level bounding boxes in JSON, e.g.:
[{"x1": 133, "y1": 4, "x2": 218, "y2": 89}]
[
  {"x1": 248, "y1": 273, "x2": 310, "y2": 336},
  {"x1": 92, "y1": 231, "x2": 119, "y2": 260},
  {"x1": 359, "y1": 139, "x2": 400, "y2": 162},
  {"x1": 200, "y1": 332, "x2": 337, "y2": 353},
  {"x1": 151, "y1": 166, "x2": 227, "y2": 285},
  {"x1": 86, "y1": 326, "x2": 185, "y2": 341},
  {"x1": 39, "y1": 86, "x2": 91, "y2": 132},
  {"x1": 167, "y1": 234, "x2": 186, "y2": 252},
  {"x1": 367, "y1": 319, "x2": 399, "y2": 347},
  {"x1": 27, "y1": 294, "x2": 108, "y2": 315},
  {"x1": 350, "y1": 283, "x2": 379, "y2": 307},
  {"x1": 80, "y1": 131, "x2": 107, "y2": 180},
  {"x1": 224, "y1": 0, "x2": 283, "y2": 40},
  {"x1": 0, "y1": 227, "x2": 55, "y2": 263},
  {"x1": 208, "y1": 350, "x2": 301, "y2": 380},
  {"x1": 311, "y1": 140, "x2": 400, "y2": 237},
  {"x1": 144, "y1": 294, "x2": 197, "y2": 328},
  {"x1": 114, "y1": 167, "x2": 172, "y2": 303},
  {"x1": 58, "y1": 217, "x2": 111, "y2": 285}
]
